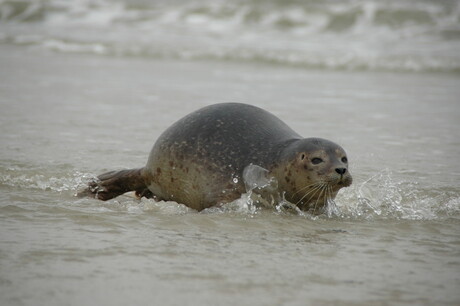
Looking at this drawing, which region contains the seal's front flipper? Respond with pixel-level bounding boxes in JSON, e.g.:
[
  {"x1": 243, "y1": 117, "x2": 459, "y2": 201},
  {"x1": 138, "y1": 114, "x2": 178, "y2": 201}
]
[{"x1": 78, "y1": 168, "x2": 148, "y2": 201}]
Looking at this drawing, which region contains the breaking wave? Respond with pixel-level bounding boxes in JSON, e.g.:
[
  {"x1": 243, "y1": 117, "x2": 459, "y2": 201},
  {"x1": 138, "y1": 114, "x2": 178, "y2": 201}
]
[{"x1": 1, "y1": 0, "x2": 460, "y2": 72}]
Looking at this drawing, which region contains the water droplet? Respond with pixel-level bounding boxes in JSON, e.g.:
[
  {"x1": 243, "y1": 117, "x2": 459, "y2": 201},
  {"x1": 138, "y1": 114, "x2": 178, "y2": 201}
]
[{"x1": 233, "y1": 178, "x2": 239, "y2": 183}]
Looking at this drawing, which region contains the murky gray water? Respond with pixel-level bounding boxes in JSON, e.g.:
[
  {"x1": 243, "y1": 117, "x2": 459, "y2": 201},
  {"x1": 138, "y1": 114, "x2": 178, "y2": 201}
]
[{"x1": 1, "y1": 1, "x2": 460, "y2": 305}]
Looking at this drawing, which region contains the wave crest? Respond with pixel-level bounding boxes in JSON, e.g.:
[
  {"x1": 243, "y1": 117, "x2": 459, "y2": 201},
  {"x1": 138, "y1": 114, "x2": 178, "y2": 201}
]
[{"x1": 1, "y1": 0, "x2": 459, "y2": 73}]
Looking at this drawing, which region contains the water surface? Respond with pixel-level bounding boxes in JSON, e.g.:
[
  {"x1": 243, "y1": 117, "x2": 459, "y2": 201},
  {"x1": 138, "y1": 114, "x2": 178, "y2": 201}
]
[{"x1": 1, "y1": 1, "x2": 460, "y2": 305}]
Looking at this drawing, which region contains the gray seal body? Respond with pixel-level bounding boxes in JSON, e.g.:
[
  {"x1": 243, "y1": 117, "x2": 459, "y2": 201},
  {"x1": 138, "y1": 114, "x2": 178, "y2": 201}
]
[{"x1": 79, "y1": 103, "x2": 352, "y2": 212}]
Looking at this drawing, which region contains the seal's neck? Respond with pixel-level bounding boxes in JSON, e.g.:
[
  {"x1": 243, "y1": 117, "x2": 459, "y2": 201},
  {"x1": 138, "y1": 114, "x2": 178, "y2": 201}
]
[{"x1": 277, "y1": 138, "x2": 304, "y2": 161}]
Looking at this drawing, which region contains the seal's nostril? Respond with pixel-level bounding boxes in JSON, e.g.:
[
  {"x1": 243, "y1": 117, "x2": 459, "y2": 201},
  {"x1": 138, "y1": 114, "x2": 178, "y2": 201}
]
[{"x1": 335, "y1": 168, "x2": 346, "y2": 175}]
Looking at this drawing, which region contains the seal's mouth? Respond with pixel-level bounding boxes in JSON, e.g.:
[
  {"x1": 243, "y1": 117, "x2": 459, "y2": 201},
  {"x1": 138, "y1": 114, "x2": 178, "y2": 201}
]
[
  {"x1": 342, "y1": 175, "x2": 353, "y2": 187},
  {"x1": 328, "y1": 175, "x2": 352, "y2": 190},
  {"x1": 337, "y1": 178, "x2": 348, "y2": 186},
  {"x1": 336, "y1": 171, "x2": 353, "y2": 184},
  {"x1": 292, "y1": 174, "x2": 352, "y2": 212}
]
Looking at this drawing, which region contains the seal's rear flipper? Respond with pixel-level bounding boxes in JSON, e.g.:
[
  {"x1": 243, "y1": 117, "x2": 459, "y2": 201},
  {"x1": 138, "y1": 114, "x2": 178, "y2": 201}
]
[{"x1": 77, "y1": 168, "x2": 150, "y2": 201}]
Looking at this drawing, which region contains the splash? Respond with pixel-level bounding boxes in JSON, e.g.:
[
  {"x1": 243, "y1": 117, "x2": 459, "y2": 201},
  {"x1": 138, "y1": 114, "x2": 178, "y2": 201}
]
[
  {"x1": 239, "y1": 164, "x2": 315, "y2": 217},
  {"x1": 0, "y1": 165, "x2": 95, "y2": 194},
  {"x1": 338, "y1": 169, "x2": 460, "y2": 220},
  {"x1": 2, "y1": 163, "x2": 458, "y2": 220},
  {"x1": 209, "y1": 166, "x2": 460, "y2": 220}
]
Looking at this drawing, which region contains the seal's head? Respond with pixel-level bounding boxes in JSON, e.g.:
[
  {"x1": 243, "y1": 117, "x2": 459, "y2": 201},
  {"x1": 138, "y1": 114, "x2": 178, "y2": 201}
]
[{"x1": 278, "y1": 138, "x2": 352, "y2": 212}]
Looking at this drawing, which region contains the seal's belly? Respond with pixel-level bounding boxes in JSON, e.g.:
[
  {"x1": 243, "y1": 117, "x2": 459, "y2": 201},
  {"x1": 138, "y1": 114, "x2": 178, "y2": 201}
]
[{"x1": 147, "y1": 153, "x2": 244, "y2": 211}]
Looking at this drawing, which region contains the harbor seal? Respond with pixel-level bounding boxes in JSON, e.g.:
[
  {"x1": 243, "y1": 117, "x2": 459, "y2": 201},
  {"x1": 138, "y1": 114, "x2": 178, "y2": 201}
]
[{"x1": 79, "y1": 103, "x2": 352, "y2": 212}]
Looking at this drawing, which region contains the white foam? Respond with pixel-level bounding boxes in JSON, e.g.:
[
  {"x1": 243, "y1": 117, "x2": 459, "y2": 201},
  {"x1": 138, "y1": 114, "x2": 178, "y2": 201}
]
[
  {"x1": 2, "y1": 0, "x2": 459, "y2": 72},
  {"x1": 337, "y1": 169, "x2": 459, "y2": 220}
]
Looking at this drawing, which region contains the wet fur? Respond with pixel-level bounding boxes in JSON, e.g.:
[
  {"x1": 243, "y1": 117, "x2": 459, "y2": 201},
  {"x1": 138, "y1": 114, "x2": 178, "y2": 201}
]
[{"x1": 79, "y1": 103, "x2": 352, "y2": 212}]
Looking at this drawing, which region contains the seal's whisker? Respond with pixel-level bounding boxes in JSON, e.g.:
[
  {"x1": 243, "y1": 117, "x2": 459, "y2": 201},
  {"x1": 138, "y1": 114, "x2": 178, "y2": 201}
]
[
  {"x1": 291, "y1": 182, "x2": 324, "y2": 198},
  {"x1": 322, "y1": 184, "x2": 329, "y2": 206},
  {"x1": 313, "y1": 184, "x2": 327, "y2": 212},
  {"x1": 296, "y1": 184, "x2": 323, "y2": 207},
  {"x1": 301, "y1": 183, "x2": 323, "y2": 199},
  {"x1": 295, "y1": 183, "x2": 322, "y2": 198},
  {"x1": 322, "y1": 185, "x2": 328, "y2": 207},
  {"x1": 325, "y1": 185, "x2": 332, "y2": 207},
  {"x1": 294, "y1": 185, "x2": 320, "y2": 206}
]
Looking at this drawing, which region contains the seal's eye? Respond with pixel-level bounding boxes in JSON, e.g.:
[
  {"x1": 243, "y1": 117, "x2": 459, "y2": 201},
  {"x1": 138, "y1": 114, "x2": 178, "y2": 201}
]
[
  {"x1": 341, "y1": 157, "x2": 348, "y2": 163},
  {"x1": 311, "y1": 158, "x2": 323, "y2": 165}
]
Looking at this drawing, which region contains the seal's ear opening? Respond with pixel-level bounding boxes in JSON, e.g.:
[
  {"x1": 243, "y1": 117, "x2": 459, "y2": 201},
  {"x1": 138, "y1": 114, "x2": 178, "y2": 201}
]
[{"x1": 300, "y1": 153, "x2": 306, "y2": 160}]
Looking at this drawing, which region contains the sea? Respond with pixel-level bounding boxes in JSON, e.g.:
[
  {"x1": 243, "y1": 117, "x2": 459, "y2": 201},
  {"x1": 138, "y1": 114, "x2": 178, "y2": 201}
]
[{"x1": 1, "y1": 0, "x2": 459, "y2": 305}]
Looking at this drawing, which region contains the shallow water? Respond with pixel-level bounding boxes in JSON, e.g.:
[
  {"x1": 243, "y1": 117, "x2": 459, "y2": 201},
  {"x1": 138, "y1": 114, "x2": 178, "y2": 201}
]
[{"x1": 1, "y1": 1, "x2": 460, "y2": 305}]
